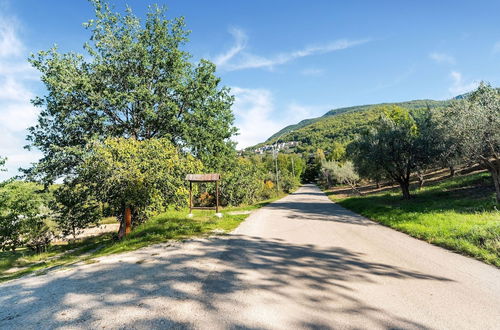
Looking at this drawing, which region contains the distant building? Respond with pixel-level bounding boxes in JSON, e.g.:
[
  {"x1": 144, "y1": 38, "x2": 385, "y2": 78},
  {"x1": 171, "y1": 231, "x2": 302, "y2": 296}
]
[{"x1": 252, "y1": 141, "x2": 299, "y2": 154}]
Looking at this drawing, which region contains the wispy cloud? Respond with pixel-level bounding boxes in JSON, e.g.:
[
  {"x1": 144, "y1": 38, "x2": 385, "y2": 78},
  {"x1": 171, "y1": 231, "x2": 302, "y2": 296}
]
[
  {"x1": 213, "y1": 27, "x2": 247, "y2": 67},
  {"x1": 231, "y1": 87, "x2": 325, "y2": 148},
  {"x1": 215, "y1": 28, "x2": 369, "y2": 71},
  {"x1": 429, "y1": 52, "x2": 456, "y2": 65},
  {"x1": 0, "y1": 18, "x2": 23, "y2": 57},
  {"x1": 0, "y1": 12, "x2": 40, "y2": 180},
  {"x1": 448, "y1": 71, "x2": 478, "y2": 96}
]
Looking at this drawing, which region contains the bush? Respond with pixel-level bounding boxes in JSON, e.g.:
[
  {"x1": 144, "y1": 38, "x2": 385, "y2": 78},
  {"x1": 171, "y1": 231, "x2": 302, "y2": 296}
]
[
  {"x1": 219, "y1": 158, "x2": 264, "y2": 206},
  {"x1": 279, "y1": 171, "x2": 300, "y2": 193},
  {"x1": 0, "y1": 181, "x2": 53, "y2": 252}
]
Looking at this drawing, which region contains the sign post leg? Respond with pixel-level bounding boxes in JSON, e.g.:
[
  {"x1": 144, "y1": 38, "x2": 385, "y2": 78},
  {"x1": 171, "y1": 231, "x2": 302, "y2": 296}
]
[
  {"x1": 215, "y1": 180, "x2": 222, "y2": 218},
  {"x1": 188, "y1": 181, "x2": 193, "y2": 217}
]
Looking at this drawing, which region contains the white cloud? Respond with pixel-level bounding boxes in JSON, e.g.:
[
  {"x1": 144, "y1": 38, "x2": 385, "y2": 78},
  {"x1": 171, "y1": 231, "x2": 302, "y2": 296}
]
[
  {"x1": 0, "y1": 13, "x2": 40, "y2": 180},
  {"x1": 429, "y1": 52, "x2": 456, "y2": 65},
  {"x1": 448, "y1": 71, "x2": 478, "y2": 96},
  {"x1": 231, "y1": 87, "x2": 280, "y2": 148},
  {"x1": 215, "y1": 28, "x2": 368, "y2": 71},
  {"x1": 231, "y1": 87, "x2": 325, "y2": 148},
  {"x1": 213, "y1": 27, "x2": 247, "y2": 67},
  {"x1": 0, "y1": 18, "x2": 23, "y2": 57}
]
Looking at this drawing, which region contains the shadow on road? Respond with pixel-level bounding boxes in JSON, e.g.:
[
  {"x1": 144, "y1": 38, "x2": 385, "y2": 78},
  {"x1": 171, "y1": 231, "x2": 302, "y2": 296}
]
[
  {"x1": 264, "y1": 186, "x2": 377, "y2": 226},
  {"x1": 0, "y1": 233, "x2": 451, "y2": 329}
]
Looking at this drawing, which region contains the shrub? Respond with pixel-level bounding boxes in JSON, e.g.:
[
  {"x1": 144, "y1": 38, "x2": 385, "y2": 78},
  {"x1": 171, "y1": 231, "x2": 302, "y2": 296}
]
[
  {"x1": 0, "y1": 181, "x2": 53, "y2": 252},
  {"x1": 219, "y1": 158, "x2": 264, "y2": 206}
]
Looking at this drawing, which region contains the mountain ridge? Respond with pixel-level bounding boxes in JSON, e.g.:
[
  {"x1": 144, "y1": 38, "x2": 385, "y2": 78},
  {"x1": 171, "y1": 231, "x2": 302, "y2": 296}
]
[{"x1": 263, "y1": 98, "x2": 452, "y2": 145}]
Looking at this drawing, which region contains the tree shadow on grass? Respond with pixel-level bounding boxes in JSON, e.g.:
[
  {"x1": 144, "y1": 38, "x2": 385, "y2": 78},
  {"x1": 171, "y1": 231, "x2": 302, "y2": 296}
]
[
  {"x1": 325, "y1": 172, "x2": 497, "y2": 217},
  {"x1": 0, "y1": 234, "x2": 451, "y2": 329}
]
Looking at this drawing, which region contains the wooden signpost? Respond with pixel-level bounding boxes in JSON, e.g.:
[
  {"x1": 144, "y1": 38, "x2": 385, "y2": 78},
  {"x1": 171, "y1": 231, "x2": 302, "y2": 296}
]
[{"x1": 185, "y1": 173, "x2": 221, "y2": 216}]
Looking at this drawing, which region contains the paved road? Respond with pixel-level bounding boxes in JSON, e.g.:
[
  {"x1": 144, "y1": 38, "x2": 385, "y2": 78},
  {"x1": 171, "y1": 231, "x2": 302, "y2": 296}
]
[{"x1": 1, "y1": 184, "x2": 499, "y2": 329}]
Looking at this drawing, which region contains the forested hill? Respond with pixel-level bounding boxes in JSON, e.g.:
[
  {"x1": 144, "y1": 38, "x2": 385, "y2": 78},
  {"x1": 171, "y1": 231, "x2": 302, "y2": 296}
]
[{"x1": 265, "y1": 99, "x2": 451, "y2": 144}]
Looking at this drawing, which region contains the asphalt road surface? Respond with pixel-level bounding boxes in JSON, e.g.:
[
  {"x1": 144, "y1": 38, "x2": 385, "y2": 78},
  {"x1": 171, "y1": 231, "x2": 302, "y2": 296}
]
[{"x1": 1, "y1": 184, "x2": 499, "y2": 329}]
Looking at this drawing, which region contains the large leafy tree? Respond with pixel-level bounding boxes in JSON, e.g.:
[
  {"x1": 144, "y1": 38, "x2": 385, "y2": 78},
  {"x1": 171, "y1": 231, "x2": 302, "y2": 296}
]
[
  {"x1": 25, "y1": 0, "x2": 236, "y2": 185},
  {"x1": 437, "y1": 83, "x2": 500, "y2": 202},
  {"x1": 350, "y1": 106, "x2": 439, "y2": 199}
]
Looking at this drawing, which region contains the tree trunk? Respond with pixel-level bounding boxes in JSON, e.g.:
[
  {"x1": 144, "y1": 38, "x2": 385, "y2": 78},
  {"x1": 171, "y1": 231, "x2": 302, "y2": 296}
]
[
  {"x1": 490, "y1": 168, "x2": 500, "y2": 204},
  {"x1": 399, "y1": 180, "x2": 412, "y2": 199},
  {"x1": 449, "y1": 166, "x2": 455, "y2": 177},
  {"x1": 375, "y1": 179, "x2": 380, "y2": 189},
  {"x1": 124, "y1": 206, "x2": 132, "y2": 235},
  {"x1": 417, "y1": 172, "x2": 425, "y2": 189},
  {"x1": 481, "y1": 158, "x2": 500, "y2": 204},
  {"x1": 118, "y1": 206, "x2": 133, "y2": 239},
  {"x1": 349, "y1": 184, "x2": 362, "y2": 195}
]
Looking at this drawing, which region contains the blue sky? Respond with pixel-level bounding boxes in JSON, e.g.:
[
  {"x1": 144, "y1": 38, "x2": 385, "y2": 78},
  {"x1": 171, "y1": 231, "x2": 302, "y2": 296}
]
[{"x1": 1, "y1": 0, "x2": 500, "y2": 179}]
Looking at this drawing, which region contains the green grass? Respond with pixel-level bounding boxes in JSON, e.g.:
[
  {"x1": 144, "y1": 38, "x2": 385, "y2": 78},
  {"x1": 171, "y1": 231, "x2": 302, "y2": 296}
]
[
  {"x1": 326, "y1": 172, "x2": 500, "y2": 267},
  {"x1": 100, "y1": 216, "x2": 119, "y2": 224},
  {"x1": 0, "y1": 196, "x2": 282, "y2": 283}
]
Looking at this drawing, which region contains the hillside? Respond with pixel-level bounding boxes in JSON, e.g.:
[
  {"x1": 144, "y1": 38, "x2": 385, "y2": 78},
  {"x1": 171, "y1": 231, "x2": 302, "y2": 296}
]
[{"x1": 252, "y1": 98, "x2": 454, "y2": 154}]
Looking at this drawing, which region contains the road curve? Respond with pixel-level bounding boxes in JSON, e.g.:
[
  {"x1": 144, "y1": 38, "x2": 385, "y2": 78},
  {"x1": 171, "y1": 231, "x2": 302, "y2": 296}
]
[{"x1": 1, "y1": 184, "x2": 499, "y2": 329}]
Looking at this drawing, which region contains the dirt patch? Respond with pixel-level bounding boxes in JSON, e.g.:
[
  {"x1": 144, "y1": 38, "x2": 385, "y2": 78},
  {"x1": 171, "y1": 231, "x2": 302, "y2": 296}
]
[
  {"x1": 53, "y1": 224, "x2": 120, "y2": 243},
  {"x1": 226, "y1": 210, "x2": 253, "y2": 215}
]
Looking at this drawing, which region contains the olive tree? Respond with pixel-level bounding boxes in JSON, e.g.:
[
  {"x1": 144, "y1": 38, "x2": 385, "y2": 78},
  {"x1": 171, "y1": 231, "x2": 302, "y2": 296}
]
[
  {"x1": 350, "y1": 106, "x2": 438, "y2": 199},
  {"x1": 437, "y1": 83, "x2": 500, "y2": 202},
  {"x1": 321, "y1": 160, "x2": 361, "y2": 194}
]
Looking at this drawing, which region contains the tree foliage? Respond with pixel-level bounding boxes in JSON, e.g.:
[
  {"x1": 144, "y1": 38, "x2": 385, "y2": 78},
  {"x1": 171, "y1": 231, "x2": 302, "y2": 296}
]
[
  {"x1": 25, "y1": 0, "x2": 236, "y2": 185},
  {"x1": 219, "y1": 158, "x2": 264, "y2": 206},
  {"x1": 321, "y1": 160, "x2": 360, "y2": 193},
  {"x1": 437, "y1": 83, "x2": 500, "y2": 202},
  {"x1": 74, "y1": 137, "x2": 201, "y2": 230},
  {"x1": 51, "y1": 184, "x2": 102, "y2": 239},
  {"x1": 0, "y1": 182, "x2": 53, "y2": 252},
  {"x1": 349, "y1": 106, "x2": 439, "y2": 199}
]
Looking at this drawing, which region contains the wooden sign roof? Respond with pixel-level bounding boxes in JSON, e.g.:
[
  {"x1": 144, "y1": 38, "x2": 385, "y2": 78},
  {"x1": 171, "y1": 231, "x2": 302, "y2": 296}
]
[{"x1": 185, "y1": 173, "x2": 221, "y2": 182}]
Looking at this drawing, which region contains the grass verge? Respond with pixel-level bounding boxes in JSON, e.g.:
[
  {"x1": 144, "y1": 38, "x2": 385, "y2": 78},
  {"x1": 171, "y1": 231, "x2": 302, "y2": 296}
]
[
  {"x1": 326, "y1": 172, "x2": 500, "y2": 267},
  {"x1": 0, "y1": 195, "x2": 283, "y2": 283}
]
